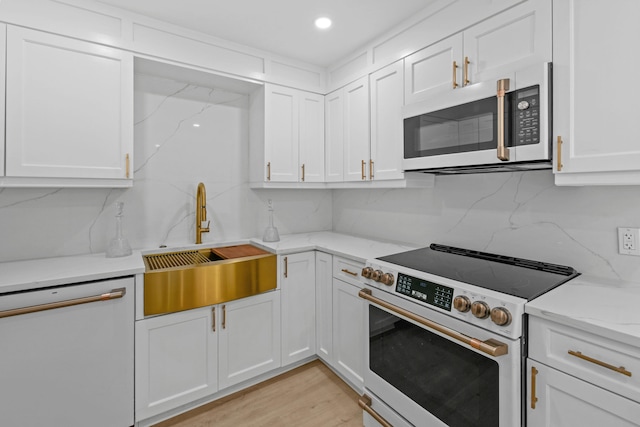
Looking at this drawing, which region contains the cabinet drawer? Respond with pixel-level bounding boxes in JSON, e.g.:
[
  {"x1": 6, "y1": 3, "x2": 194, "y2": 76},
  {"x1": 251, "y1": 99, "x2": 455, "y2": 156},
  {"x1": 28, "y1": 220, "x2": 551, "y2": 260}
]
[
  {"x1": 332, "y1": 256, "x2": 365, "y2": 287},
  {"x1": 529, "y1": 316, "x2": 640, "y2": 402}
]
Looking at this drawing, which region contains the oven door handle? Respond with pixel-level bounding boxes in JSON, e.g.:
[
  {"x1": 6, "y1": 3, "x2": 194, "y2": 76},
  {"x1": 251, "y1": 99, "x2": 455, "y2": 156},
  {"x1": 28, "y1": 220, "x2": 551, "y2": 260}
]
[
  {"x1": 359, "y1": 288, "x2": 509, "y2": 357},
  {"x1": 358, "y1": 394, "x2": 393, "y2": 427}
]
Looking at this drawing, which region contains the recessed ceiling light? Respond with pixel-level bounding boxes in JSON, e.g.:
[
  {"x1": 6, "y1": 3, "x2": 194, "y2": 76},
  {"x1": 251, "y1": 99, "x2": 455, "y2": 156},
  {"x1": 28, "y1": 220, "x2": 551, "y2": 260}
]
[{"x1": 315, "y1": 17, "x2": 332, "y2": 30}]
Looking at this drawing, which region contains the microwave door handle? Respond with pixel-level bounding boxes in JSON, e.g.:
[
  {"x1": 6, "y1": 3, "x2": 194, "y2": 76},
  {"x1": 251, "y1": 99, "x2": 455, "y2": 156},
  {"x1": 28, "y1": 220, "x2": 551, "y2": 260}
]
[{"x1": 497, "y1": 78, "x2": 510, "y2": 161}]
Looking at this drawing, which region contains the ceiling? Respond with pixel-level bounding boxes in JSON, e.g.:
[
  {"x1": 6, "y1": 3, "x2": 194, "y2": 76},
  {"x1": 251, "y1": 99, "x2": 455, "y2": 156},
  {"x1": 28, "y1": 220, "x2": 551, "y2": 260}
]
[{"x1": 96, "y1": 0, "x2": 434, "y2": 67}]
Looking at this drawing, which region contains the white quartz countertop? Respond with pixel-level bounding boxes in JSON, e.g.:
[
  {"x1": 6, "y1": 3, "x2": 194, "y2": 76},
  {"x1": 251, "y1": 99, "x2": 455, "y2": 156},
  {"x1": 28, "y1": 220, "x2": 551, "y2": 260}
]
[
  {"x1": 0, "y1": 251, "x2": 145, "y2": 294},
  {"x1": 250, "y1": 231, "x2": 418, "y2": 263},
  {"x1": 526, "y1": 275, "x2": 640, "y2": 348},
  {"x1": 0, "y1": 232, "x2": 416, "y2": 294}
]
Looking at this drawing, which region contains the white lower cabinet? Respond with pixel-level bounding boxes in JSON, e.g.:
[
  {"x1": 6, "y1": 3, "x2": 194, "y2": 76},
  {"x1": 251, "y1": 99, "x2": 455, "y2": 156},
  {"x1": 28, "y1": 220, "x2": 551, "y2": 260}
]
[
  {"x1": 527, "y1": 360, "x2": 640, "y2": 426},
  {"x1": 332, "y1": 277, "x2": 365, "y2": 391},
  {"x1": 315, "y1": 251, "x2": 333, "y2": 363},
  {"x1": 281, "y1": 252, "x2": 316, "y2": 365},
  {"x1": 527, "y1": 316, "x2": 640, "y2": 426},
  {"x1": 135, "y1": 306, "x2": 218, "y2": 421},
  {"x1": 135, "y1": 290, "x2": 280, "y2": 421},
  {"x1": 218, "y1": 291, "x2": 281, "y2": 389}
]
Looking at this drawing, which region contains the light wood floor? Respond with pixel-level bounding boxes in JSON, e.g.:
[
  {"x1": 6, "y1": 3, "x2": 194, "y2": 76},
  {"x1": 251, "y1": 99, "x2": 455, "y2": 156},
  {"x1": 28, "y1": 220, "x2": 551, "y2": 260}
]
[{"x1": 153, "y1": 360, "x2": 363, "y2": 427}]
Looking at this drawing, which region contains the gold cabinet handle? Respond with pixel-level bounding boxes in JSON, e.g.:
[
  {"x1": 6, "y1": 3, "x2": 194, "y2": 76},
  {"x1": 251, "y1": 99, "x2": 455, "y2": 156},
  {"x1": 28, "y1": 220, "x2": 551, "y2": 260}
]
[
  {"x1": 266, "y1": 162, "x2": 271, "y2": 181},
  {"x1": 358, "y1": 395, "x2": 392, "y2": 427},
  {"x1": 463, "y1": 56, "x2": 470, "y2": 86},
  {"x1": 568, "y1": 350, "x2": 632, "y2": 377},
  {"x1": 361, "y1": 160, "x2": 366, "y2": 180},
  {"x1": 222, "y1": 304, "x2": 226, "y2": 329},
  {"x1": 284, "y1": 256, "x2": 288, "y2": 278},
  {"x1": 301, "y1": 164, "x2": 305, "y2": 182},
  {"x1": 531, "y1": 366, "x2": 539, "y2": 409},
  {"x1": 557, "y1": 136, "x2": 563, "y2": 171},
  {"x1": 496, "y1": 78, "x2": 510, "y2": 161},
  {"x1": 369, "y1": 159, "x2": 374, "y2": 180},
  {"x1": 452, "y1": 60, "x2": 459, "y2": 89},
  {"x1": 341, "y1": 268, "x2": 358, "y2": 277},
  {"x1": 0, "y1": 288, "x2": 125, "y2": 319},
  {"x1": 359, "y1": 288, "x2": 508, "y2": 357},
  {"x1": 212, "y1": 306, "x2": 216, "y2": 332},
  {"x1": 125, "y1": 153, "x2": 130, "y2": 178}
]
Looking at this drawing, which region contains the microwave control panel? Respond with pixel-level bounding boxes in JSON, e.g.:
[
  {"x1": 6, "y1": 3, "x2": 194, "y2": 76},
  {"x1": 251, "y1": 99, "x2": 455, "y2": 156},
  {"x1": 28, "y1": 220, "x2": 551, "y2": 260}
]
[
  {"x1": 514, "y1": 85, "x2": 540, "y2": 146},
  {"x1": 395, "y1": 273, "x2": 453, "y2": 311}
]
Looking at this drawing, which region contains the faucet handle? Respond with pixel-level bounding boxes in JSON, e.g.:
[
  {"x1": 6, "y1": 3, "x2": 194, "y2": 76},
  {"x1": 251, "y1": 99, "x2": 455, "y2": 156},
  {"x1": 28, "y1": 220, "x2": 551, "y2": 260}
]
[{"x1": 200, "y1": 220, "x2": 210, "y2": 232}]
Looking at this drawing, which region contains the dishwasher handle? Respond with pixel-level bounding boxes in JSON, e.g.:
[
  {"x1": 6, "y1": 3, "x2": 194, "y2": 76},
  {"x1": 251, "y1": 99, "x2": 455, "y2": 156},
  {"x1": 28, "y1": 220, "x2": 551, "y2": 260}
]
[{"x1": 0, "y1": 288, "x2": 126, "y2": 319}]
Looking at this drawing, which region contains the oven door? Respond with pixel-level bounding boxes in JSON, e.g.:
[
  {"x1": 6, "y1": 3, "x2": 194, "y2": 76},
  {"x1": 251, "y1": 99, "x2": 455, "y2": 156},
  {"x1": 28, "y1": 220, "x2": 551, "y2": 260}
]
[{"x1": 360, "y1": 287, "x2": 521, "y2": 427}]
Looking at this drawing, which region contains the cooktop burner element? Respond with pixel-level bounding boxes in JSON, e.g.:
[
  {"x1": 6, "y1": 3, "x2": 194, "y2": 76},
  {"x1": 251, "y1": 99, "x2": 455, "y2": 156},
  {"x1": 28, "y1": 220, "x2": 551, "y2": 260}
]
[{"x1": 377, "y1": 243, "x2": 579, "y2": 301}]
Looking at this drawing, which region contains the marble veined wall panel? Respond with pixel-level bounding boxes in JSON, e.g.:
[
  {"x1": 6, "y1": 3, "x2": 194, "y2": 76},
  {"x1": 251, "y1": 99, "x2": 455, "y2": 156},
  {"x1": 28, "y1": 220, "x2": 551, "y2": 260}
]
[{"x1": 332, "y1": 171, "x2": 640, "y2": 283}]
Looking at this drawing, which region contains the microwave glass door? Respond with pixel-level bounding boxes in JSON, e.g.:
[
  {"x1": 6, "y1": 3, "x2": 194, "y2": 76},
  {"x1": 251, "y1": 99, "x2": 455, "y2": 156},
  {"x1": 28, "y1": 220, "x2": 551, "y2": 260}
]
[
  {"x1": 404, "y1": 95, "x2": 507, "y2": 159},
  {"x1": 369, "y1": 305, "x2": 499, "y2": 427}
]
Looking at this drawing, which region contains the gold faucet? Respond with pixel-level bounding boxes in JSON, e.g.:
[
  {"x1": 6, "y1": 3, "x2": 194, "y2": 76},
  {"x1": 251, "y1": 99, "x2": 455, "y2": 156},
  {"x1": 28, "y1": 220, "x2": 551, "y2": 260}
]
[{"x1": 196, "y1": 182, "x2": 210, "y2": 244}]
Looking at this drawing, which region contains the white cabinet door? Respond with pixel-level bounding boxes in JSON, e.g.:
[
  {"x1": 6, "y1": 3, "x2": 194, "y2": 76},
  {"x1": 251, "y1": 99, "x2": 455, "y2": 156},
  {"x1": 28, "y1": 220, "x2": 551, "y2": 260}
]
[
  {"x1": 218, "y1": 290, "x2": 281, "y2": 389},
  {"x1": 315, "y1": 252, "x2": 333, "y2": 363},
  {"x1": 527, "y1": 360, "x2": 640, "y2": 427},
  {"x1": 344, "y1": 76, "x2": 370, "y2": 182},
  {"x1": 5, "y1": 26, "x2": 133, "y2": 181},
  {"x1": 264, "y1": 84, "x2": 299, "y2": 182},
  {"x1": 0, "y1": 24, "x2": 5, "y2": 177},
  {"x1": 405, "y1": 0, "x2": 551, "y2": 106},
  {"x1": 404, "y1": 34, "x2": 463, "y2": 105},
  {"x1": 464, "y1": 0, "x2": 551, "y2": 86},
  {"x1": 281, "y1": 252, "x2": 316, "y2": 365},
  {"x1": 370, "y1": 60, "x2": 405, "y2": 181},
  {"x1": 299, "y1": 92, "x2": 325, "y2": 182},
  {"x1": 332, "y1": 278, "x2": 365, "y2": 391},
  {"x1": 135, "y1": 306, "x2": 217, "y2": 420},
  {"x1": 325, "y1": 89, "x2": 345, "y2": 182},
  {"x1": 553, "y1": 0, "x2": 640, "y2": 185}
]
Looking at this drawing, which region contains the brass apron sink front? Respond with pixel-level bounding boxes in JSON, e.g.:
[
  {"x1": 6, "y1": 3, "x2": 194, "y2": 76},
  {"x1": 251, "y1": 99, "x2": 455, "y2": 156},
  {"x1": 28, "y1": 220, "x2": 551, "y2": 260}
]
[{"x1": 142, "y1": 244, "x2": 277, "y2": 316}]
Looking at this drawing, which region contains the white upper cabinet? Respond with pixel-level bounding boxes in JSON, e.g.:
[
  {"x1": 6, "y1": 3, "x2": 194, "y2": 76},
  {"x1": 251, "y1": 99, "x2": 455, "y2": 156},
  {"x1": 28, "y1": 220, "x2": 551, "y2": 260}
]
[
  {"x1": 4, "y1": 26, "x2": 133, "y2": 185},
  {"x1": 344, "y1": 77, "x2": 371, "y2": 182},
  {"x1": 370, "y1": 60, "x2": 405, "y2": 181},
  {"x1": 553, "y1": 0, "x2": 640, "y2": 185},
  {"x1": 261, "y1": 84, "x2": 324, "y2": 183},
  {"x1": 405, "y1": 0, "x2": 551, "y2": 107},
  {"x1": 325, "y1": 76, "x2": 371, "y2": 182}
]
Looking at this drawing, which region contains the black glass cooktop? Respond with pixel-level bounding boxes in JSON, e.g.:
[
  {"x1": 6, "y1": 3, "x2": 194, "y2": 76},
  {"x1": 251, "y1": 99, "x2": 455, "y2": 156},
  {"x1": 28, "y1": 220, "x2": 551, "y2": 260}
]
[{"x1": 377, "y1": 244, "x2": 579, "y2": 301}]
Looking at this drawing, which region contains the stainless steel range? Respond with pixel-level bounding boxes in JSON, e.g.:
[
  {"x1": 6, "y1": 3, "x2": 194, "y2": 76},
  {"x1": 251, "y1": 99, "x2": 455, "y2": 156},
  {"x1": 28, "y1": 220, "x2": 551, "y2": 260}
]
[{"x1": 358, "y1": 243, "x2": 579, "y2": 427}]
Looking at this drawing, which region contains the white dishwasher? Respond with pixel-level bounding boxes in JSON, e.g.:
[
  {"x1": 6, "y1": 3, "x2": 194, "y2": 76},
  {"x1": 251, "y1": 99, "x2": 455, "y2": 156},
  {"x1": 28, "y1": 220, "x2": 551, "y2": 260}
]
[{"x1": 0, "y1": 276, "x2": 134, "y2": 427}]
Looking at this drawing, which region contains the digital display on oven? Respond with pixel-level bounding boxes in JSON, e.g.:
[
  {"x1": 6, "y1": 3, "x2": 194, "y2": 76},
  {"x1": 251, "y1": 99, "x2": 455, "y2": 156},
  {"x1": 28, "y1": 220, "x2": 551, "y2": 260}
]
[{"x1": 395, "y1": 273, "x2": 453, "y2": 311}]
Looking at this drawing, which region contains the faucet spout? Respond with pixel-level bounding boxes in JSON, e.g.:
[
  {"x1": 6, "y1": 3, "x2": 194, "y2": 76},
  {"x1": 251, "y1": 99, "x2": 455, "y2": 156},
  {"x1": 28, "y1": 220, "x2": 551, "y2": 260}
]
[{"x1": 196, "y1": 182, "x2": 210, "y2": 244}]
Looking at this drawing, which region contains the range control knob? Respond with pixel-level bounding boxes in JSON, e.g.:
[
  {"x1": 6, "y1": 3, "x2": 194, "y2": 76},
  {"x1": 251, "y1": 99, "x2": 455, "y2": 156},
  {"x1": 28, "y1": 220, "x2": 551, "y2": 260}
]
[
  {"x1": 471, "y1": 301, "x2": 490, "y2": 319},
  {"x1": 371, "y1": 270, "x2": 383, "y2": 281},
  {"x1": 380, "y1": 273, "x2": 395, "y2": 286},
  {"x1": 361, "y1": 267, "x2": 373, "y2": 279},
  {"x1": 490, "y1": 307, "x2": 512, "y2": 326},
  {"x1": 453, "y1": 295, "x2": 471, "y2": 313}
]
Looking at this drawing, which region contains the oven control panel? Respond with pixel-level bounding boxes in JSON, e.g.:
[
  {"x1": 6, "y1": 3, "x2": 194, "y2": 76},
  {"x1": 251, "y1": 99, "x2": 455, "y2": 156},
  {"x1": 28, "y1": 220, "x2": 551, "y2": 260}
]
[{"x1": 396, "y1": 273, "x2": 453, "y2": 312}]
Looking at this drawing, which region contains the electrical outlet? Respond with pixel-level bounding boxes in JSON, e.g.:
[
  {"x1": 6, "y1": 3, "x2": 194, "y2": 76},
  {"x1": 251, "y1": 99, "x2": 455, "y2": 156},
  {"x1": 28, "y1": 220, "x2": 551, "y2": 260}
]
[{"x1": 618, "y1": 227, "x2": 640, "y2": 256}]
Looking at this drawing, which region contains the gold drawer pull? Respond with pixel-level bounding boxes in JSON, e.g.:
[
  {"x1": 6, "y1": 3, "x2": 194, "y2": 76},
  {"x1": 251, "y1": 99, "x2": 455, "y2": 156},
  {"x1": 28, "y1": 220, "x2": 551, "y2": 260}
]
[
  {"x1": 531, "y1": 366, "x2": 539, "y2": 409},
  {"x1": 452, "y1": 60, "x2": 459, "y2": 89},
  {"x1": 557, "y1": 136, "x2": 563, "y2": 171},
  {"x1": 568, "y1": 350, "x2": 632, "y2": 377},
  {"x1": 341, "y1": 268, "x2": 358, "y2": 277},
  {"x1": 358, "y1": 395, "x2": 392, "y2": 427}
]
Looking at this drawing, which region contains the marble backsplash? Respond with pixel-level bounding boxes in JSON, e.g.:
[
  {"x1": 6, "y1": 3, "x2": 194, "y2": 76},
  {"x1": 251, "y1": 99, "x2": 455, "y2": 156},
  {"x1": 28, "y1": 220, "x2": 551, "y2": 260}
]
[{"x1": 333, "y1": 171, "x2": 640, "y2": 283}]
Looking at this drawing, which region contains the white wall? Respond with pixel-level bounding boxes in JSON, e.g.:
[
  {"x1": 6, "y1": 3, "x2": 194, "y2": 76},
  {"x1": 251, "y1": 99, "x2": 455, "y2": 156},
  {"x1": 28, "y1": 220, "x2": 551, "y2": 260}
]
[
  {"x1": 333, "y1": 171, "x2": 640, "y2": 283},
  {"x1": 0, "y1": 73, "x2": 332, "y2": 263}
]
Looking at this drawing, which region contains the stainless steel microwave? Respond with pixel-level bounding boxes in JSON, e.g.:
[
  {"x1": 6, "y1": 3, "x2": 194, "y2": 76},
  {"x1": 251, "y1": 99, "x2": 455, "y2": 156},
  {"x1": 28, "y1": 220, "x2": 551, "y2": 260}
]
[{"x1": 403, "y1": 62, "x2": 552, "y2": 173}]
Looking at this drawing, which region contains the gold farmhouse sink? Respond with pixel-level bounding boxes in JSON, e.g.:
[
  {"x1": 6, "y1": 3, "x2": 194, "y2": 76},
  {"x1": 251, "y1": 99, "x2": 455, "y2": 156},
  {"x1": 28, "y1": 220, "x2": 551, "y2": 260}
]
[{"x1": 142, "y1": 244, "x2": 277, "y2": 316}]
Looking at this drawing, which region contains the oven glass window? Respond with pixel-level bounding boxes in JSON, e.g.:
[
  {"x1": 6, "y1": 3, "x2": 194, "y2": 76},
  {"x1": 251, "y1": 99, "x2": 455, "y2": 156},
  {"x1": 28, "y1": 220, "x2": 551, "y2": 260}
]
[{"x1": 369, "y1": 305, "x2": 499, "y2": 427}]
